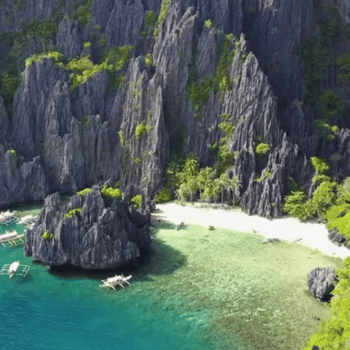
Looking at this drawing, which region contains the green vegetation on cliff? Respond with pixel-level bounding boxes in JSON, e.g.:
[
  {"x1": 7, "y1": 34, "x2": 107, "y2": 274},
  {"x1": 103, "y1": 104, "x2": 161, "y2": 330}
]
[
  {"x1": 131, "y1": 194, "x2": 143, "y2": 209},
  {"x1": 25, "y1": 51, "x2": 64, "y2": 67},
  {"x1": 154, "y1": 0, "x2": 171, "y2": 37},
  {"x1": 283, "y1": 157, "x2": 350, "y2": 241},
  {"x1": 142, "y1": 11, "x2": 158, "y2": 37},
  {"x1": 66, "y1": 45, "x2": 133, "y2": 90},
  {"x1": 187, "y1": 34, "x2": 238, "y2": 119},
  {"x1": 64, "y1": 208, "x2": 82, "y2": 219},
  {"x1": 255, "y1": 142, "x2": 271, "y2": 156},
  {"x1": 70, "y1": 0, "x2": 92, "y2": 26},
  {"x1": 77, "y1": 188, "x2": 92, "y2": 197},
  {"x1": 304, "y1": 258, "x2": 350, "y2": 350},
  {"x1": 135, "y1": 122, "x2": 152, "y2": 140},
  {"x1": 101, "y1": 185, "x2": 122, "y2": 200},
  {"x1": 283, "y1": 157, "x2": 338, "y2": 221},
  {"x1": 301, "y1": 5, "x2": 350, "y2": 134},
  {"x1": 165, "y1": 153, "x2": 240, "y2": 203},
  {"x1": 41, "y1": 231, "x2": 54, "y2": 240}
]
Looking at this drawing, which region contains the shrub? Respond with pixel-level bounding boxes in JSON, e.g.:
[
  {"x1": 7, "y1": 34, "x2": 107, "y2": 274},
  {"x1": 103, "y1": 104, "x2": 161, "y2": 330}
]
[
  {"x1": 319, "y1": 90, "x2": 346, "y2": 120},
  {"x1": 98, "y1": 34, "x2": 107, "y2": 47},
  {"x1": 66, "y1": 46, "x2": 133, "y2": 90},
  {"x1": 187, "y1": 76, "x2": 214, "y2": 113},
  {"x1": 101, "y1": 186, "x2": 122, "y2": 200},
  {"x1": 339, "y1": 177, "x2": 350, "y2": 203},
  {"x1": 310, "y1": 157, "x2": 330, "y2": 175},
  {"x1": 145, "y1": 53, "x2": 152, "y2": 67},
  {"x1": 71, "y1": 2, "x2": 92, "y2": 26},
  {"x1": 25, "y1": 51, "x2": 63, "y2": 67},
  {"x1": 311, "y1": 174, "x2": 331, "y2": 185},
  {"x1": 204, "y1": 19, "x2": 212, "y2": 28},
  {"x1": 64, "y1": 208, "x2": 82, "y2": 219},
  {"x1": 6, "y1": 149, "x2": 17, "y2": 159},
  {"x1": 155, "y1": 187, "x2": 173, "y2": 203},
  {"x1": 135, "y1": 122, "x2": 152, "y2": 140},
  {"x1": 303, "y1": 257, "x2": 350, "y2": 349},
  {"x1": 154, "y1": 0, "x2": 172, "y2": 37},
  {"x1": 282, "y1": 190, "x2": 309, "y2": 220},
  {"x1": 118, "y1": 130, "x2": 124, "y2": 144},
  {"x1": 331, "y1": 125, "x2": 339, "y2": 133},
  {"x1": 41, "y1": 231, "x2": 54, "y2": 240},
  {"x1": 77, "y1": 188, "x2": 92, "y2": 197},
  {"x1": 1, "y1": 71, "x2": 17, "y2": 102},
  {"x1": 255, "y1": 143, "x2": 271, "y2": 156},
  {"x1": 218, "y1": 121, "x2": 235, "y2": 137},
  {"x1": 131, "y1": 194, "x2": 143, "y2": 209},
  {"x1": 142, "y1": 10, "x2": 157, "y2": 36},
  {"x1": 133, "y1": 157, "x2": 142, "y2": 164},
  {"x1": 336, "y1": 52, "x2": 350, "y2": 85},
  {"x1": 324, "y1": 204, "x2": 350, "y2": 240},
  {"x1": 307, "y1": 181, "x2": 338, "y2": 218}
]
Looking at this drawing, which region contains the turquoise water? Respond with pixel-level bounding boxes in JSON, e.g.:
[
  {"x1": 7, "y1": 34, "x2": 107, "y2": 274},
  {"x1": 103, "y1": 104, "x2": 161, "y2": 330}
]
[
  {"x1": 0, "y1": 206, "x2": 213, "y2": 350},
  {"x1": 0, "y1": 205, "x2": 344, "y2": 350}
]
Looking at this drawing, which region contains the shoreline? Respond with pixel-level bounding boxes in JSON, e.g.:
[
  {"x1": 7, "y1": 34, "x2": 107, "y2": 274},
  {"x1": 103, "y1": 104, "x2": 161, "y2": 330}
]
[{"x1": 152, "y1": 202, "x2": 350, "y2": 260}]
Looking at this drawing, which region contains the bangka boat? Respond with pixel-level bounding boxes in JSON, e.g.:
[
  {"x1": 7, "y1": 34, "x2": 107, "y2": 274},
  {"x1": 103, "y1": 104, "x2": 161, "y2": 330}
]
[
  {"x1": 0, "y1": 261, "x2": 30, "y2": 278},
  {"x1": 99, "y1": 274, "x2": 132, "y2": 290}
]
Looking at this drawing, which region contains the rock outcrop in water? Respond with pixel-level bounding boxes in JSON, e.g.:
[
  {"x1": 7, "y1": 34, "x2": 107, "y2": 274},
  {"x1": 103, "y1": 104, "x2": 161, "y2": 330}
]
[
  {"x1": 0, "y1": 0, "x2": 348, "y2": 219},
  {"x1": 24, "y1": 187, "x2": 151, "y2": 269},
  {"x1": 307, "y1": 267, "x2": 337, "y2": 301}
]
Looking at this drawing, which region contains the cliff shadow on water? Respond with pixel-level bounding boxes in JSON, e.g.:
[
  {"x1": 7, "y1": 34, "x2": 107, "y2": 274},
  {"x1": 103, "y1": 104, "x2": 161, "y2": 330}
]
[{"x1": 47, "y1": 236, "x2": 188, "y2": 283}]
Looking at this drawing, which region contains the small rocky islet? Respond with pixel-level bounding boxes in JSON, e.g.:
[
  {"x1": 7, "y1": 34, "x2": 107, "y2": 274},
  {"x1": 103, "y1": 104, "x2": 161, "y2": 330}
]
[{"x1": 24, "y1": 186, "x2": 152, "y2": 269}]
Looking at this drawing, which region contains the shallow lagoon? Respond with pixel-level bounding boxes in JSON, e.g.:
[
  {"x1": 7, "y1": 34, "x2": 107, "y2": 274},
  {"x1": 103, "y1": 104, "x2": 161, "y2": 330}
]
[{"x1": 0, "y1": 206, "x2": 343, "y2": 350}]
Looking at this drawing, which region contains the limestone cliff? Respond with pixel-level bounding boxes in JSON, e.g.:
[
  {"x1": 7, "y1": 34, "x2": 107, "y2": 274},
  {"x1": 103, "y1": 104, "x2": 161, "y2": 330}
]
[
  {"x1": 24, "y1": 187, "x2": 151, "y2": 268},
  {"x1": 0, "y1": 0, "x2": 349, "y2": 219}
]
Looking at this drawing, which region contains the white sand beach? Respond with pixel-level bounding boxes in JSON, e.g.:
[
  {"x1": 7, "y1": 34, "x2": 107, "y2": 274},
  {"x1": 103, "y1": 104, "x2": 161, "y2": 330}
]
[{"x1": 153, "y1": 202, "x2": 350, "y2": 259}]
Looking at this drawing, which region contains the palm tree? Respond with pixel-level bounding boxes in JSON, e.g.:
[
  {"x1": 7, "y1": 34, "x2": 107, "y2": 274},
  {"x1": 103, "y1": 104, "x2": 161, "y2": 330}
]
[
  {"x1": 197, "y1": 167, "x2": 215, "y2": 201},
  {"x1": 218, "y1": 173, "x2": 230, "y2": 204},
  {"x1": 187, "y1": 176, "x2": 199, "y2": 202},
  {"x1": 183, "y1": 153, "x2": 199, "y2": 179},
  {"x1": 175, "y1": 183, "x2": 189, "y2": 201},
  {"x1": 212, "y1": 178, "x2": 221, "y2": 203},
  {"x1": 228, "y1": 175, "x2": 241, "y2": 204}
]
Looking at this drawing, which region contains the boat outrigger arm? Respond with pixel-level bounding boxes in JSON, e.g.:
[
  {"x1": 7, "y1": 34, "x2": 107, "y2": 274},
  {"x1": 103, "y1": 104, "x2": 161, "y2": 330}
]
[
  {"x1": 0, "y1": 261, "x2": 30, "y2": 278},
  {"x1": 99, "y1": 274, "x2": 132, "y2": 290}
]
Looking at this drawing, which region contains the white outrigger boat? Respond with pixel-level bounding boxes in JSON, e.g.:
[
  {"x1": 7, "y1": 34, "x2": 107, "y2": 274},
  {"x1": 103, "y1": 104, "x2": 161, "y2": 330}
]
[
  {"x1": 99, "y1": 274, "x2": 132, "y2": 290},
  {"x1": 8, "y1": 261, "x2": 19, "y2": 278},
  {"x1": 0, "y1": 261, "x2": 30, "y2": 278}
]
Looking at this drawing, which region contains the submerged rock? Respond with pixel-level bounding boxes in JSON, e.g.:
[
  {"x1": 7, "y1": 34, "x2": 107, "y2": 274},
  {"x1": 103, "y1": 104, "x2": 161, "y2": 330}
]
[
  {"x1": 262, "y1": 238, "x2": 283, "y2": 244},
  {"x1": 24, "y1": 187, "x2": 151, "y2": 269},
  {"x1": 307, "y1": 267, "x2": 337, "y2": 301}
]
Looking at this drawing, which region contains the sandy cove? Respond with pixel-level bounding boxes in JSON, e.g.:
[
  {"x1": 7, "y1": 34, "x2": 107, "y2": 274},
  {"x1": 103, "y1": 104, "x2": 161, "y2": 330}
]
[{"x1": 152, "y1": 202, "x2": 350, "y2": 260}]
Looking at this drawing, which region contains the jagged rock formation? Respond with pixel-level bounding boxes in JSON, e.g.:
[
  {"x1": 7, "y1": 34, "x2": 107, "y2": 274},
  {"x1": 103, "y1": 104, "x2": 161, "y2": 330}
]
[
  {"x1": 328, "y1": 229, "x2": 350, "y2": 249},
  {"x1": 0, "y1": 0, "x2": 349, "y2": 219},
  {"x1": 24, "y1": 187, "x2": 151, "y2": 269},
  {"x1": 307, "y1": 267, "x2": 337, "y2": 301}
]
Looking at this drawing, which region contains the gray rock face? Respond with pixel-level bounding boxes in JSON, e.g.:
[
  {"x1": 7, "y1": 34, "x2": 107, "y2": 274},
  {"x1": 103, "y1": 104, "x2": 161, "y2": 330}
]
[
  {"x1": 333, "y1": 0, "x2": 350, "y2": 23},
  {"x1": 57, "y1": 20, "x2": 83, "y2": 59},
  {"x1": 307, "y1": 267, "x2": 337, "y2": 301},
  {"x1": 0, "y1": 0, "x2": 349, "y2": 221},
  {"x1": 328, "y1": 229, "x2": 350, "y2": 249},
  {"x1": 24, "y1": 188, "x2": 151, "y2": 269},
  {"x1": 245, "y1": 0, "x2": 314, "y2": 103}
]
